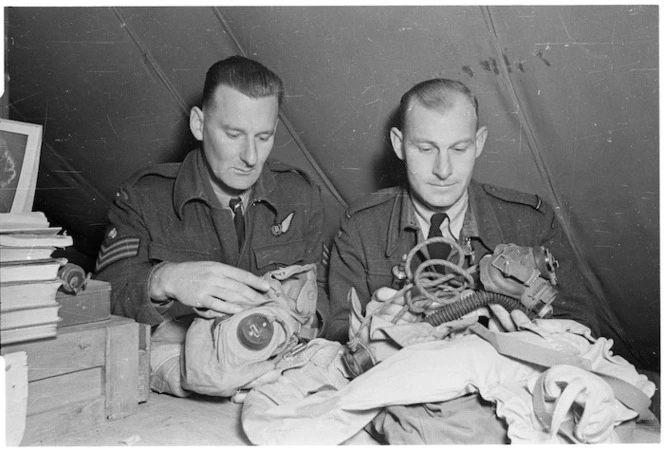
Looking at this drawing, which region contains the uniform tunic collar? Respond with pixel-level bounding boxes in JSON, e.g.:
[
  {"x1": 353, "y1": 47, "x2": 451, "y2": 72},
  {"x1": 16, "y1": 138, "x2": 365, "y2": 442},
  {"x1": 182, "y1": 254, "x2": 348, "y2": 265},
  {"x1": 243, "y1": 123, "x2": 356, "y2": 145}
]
[
  {"x1": 465, "y1": 179, "x2": 504, "y2": 250},
  {"x1": 173, "y1": 149, "x2": 279, "y2": 219},
  {"x1": 385, "y1": 180, "x2": 505, "y2": 257},
  {"x1": 385, "y1": 186, "x2": 419, "y2": 257}
]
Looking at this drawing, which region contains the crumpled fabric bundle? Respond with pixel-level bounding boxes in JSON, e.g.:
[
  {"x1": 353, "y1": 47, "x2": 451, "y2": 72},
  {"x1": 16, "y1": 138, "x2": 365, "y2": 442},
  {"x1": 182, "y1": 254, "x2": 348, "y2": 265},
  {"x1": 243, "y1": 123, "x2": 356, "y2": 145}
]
[
  {"x1": 368, "y1": 395, "x2": 510, "y2": 444},
  {"x1": 240, "y1": 316, "x2": 655, "y2": 445},
  {"x1": 241, "y1": 338, "x2": 352, "y2": 440},
  {"x1": 348, "y1": 286, "x2": 484, "y2": 363},
  {"x1": 181, "y1": 263, "x2": 319, "y2": 397}
]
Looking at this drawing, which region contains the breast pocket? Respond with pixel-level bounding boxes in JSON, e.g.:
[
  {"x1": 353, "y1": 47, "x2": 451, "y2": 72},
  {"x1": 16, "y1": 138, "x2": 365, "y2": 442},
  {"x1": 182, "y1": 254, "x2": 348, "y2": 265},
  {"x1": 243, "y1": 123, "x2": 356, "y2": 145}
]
[
  {"x1": 253, "y1": 239, "x2": 306, "y2": 271},
  {"x1": 148, "y1": 241, "x2": 213, "y2": 263}
]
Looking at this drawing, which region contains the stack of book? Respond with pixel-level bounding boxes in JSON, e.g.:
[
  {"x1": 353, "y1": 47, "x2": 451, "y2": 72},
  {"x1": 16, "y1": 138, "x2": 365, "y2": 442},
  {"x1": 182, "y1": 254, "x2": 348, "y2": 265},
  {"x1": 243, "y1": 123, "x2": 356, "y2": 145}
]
[{"x1": 1, "y1": 212, "x2": 73, "y2": 345}]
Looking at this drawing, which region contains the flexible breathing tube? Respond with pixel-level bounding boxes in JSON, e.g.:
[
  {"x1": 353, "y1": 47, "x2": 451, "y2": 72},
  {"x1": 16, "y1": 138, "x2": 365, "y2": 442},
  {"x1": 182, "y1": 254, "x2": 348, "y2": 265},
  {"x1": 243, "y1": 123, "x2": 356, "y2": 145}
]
[
  {"x1": 423, "y1": 290, "x2": 537, "y2": 327},
  {"x1": 342, "y1": 238, "x2": 553, "y2": 379}
]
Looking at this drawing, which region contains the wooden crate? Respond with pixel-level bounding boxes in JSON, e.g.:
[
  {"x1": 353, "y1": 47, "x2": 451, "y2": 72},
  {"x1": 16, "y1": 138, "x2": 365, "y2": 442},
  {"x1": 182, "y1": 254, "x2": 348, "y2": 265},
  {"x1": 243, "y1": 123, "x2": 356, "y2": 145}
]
[
  {"x1": 1, "y1": 315, "x2": 150, "y2": 445},
  {"x1": 56, "y1": 279, "x2": 112, "y2": 328}
]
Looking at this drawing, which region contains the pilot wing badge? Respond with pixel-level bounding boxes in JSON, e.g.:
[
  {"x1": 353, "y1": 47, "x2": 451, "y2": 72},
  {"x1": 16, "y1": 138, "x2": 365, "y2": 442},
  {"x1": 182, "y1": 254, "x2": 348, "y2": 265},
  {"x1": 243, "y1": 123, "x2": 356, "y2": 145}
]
[{"x1": 270, "y1": 212, "x2": 295, "y2": 237}]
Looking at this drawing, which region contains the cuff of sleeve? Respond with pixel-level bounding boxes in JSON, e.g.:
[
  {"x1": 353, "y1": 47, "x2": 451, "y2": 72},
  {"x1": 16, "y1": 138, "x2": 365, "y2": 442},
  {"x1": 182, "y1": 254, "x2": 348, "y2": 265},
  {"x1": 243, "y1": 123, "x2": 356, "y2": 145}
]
[{"x1": 148, "y1": 261, "x2": 174, "y2": 308}]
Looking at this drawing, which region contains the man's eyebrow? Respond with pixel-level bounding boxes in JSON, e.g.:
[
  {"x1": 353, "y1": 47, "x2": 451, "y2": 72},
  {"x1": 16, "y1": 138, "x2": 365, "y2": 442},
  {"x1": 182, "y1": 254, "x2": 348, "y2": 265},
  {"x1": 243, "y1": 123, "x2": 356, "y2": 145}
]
[
  {"x1": 409, "y1": 137, "x2": 474, "y2": 147},
  {"x1": 449, "y1": 138, "x2": 474, "y2": 147},
  {"x1": 409, "y1": 137, "x2": 437, "y2": 145},
  {"x1": 223, "y1": 127, "x2": 276, "y2": 137}
]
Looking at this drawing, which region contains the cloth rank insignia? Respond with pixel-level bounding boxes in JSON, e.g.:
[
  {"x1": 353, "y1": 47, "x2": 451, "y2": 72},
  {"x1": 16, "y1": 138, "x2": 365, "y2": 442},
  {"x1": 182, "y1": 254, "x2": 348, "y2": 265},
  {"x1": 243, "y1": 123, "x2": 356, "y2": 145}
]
[{"x1": 95, "y1": 230, "x2": 140, "y2": 272}]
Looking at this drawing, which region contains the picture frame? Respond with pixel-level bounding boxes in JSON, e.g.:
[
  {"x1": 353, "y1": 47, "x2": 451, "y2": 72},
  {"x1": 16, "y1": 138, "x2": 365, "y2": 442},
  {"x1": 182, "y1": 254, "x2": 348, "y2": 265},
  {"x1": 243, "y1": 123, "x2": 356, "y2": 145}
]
[{"x1": 0, "y1": 119, "x2": 43, "y2": 213}]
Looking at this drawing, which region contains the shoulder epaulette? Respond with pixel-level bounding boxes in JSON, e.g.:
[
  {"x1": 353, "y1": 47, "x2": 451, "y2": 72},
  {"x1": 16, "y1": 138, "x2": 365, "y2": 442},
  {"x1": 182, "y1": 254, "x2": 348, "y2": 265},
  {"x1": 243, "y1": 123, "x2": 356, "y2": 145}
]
[
  {"x1": 266, "y1": 159, "x2": 313, "y2": 184},
  {"x1": 346, "y1": 187, "x2": 402, "y2": 217},
  {"x1": 483, "y1": 183, "x2": 544, "y2": 212},
  {"x1": 123, "y1": 162, "x2": 180, "y2": 187}
]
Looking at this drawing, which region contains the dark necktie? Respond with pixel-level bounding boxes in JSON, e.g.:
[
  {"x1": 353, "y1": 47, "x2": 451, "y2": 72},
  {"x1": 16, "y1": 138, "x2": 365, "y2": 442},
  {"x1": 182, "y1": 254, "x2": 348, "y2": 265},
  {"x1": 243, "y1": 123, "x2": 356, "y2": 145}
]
[
  {"x1": 229, "y1": 197, "x2": 245, "y2": 250},
  {"x1": 427, "y1": 212, "x2": 451, "y2": 261}
]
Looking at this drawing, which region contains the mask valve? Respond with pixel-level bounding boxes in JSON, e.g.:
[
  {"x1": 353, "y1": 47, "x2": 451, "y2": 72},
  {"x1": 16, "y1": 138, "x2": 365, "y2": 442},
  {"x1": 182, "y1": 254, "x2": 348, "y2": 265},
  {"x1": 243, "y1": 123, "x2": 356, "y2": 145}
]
[{"x1": 237, "y1": 313, "x2": 274, "y2": 350}]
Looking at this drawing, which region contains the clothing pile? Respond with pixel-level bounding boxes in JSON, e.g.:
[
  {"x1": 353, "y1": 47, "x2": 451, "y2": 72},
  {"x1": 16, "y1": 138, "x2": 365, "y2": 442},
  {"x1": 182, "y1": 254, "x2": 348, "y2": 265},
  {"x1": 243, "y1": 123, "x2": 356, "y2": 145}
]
[
  {"x1": 160, "y1": 261, "x2": 657, "y2": 444},
  {"x1": 240, "y1": 313, "x2": 657, "y2": 444},
  {"x1": 238, "y1": 246, "x2": 658, "y2": 444}
]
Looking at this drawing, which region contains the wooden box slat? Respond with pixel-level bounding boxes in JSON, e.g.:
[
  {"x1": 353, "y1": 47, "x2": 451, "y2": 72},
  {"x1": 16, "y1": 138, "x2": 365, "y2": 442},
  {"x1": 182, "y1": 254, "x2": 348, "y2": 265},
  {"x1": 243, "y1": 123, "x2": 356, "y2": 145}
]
[
  {"x1": 1, "y1": 315, "x2": 147, "y2": 443},
  {"x1": 27, "y1": 367, "x2": 103, "y2": 416},
  {"x1": 22, "y1": 396, "x2": 106, "y2": 445},
  {"x1": 2, "y1": 327, "x2": 105, "y2": 381},
  {"x1": 105, "y1": 317, "x2": 139, "y2": 420},
  {"x1": 137, "y1": 323, "x2": 151, "y2": 403}
]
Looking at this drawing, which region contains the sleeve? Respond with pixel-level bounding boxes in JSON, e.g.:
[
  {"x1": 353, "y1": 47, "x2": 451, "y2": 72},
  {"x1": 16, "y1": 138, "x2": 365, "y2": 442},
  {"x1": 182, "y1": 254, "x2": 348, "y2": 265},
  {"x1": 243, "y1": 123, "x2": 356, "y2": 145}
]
[
  {"x1": 323, "y1": 213, "x2": 370, "y2": 344},
  {"x1": 94, "y1": 184, "x2": 165, "y2": 327},
  {"x1": 538, "y1": 207, "x2": 601, "y2": 337},
  {"x1": 303, "y1": 183, "x2": 332, "y2": 337}
]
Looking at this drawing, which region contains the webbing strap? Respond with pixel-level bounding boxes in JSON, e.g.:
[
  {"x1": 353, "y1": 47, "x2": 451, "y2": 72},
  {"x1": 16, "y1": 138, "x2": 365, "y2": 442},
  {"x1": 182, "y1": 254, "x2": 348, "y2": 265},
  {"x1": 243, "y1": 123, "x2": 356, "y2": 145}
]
[
  {"x1": 531, "y1": 373, "x2": 582, "y2": 443},
  {"x1": 468, "y1": 323, "x2": 656, "y2": 422}
]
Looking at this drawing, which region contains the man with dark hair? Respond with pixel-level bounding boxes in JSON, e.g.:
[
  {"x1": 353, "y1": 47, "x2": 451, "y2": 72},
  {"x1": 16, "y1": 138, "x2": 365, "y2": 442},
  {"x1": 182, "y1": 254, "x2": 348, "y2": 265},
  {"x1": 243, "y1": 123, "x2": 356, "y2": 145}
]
[
  {"x1": 325, "y1": 77, "x2": 600, "y2": 343},
  {"x1": 95, "y1": 56, "x2": 326, "y2": 396}
]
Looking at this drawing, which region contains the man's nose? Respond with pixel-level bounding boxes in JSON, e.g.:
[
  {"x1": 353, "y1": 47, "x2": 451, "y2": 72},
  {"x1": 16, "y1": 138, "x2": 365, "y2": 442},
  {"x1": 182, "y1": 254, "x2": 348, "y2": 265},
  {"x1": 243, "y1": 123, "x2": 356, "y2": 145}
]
[
  {"x1": 240, "y1": 138, "x2": 258, "y2": 166},
  {"x1": 433, "y1": 150, "x2": 452, "y2": 179}
]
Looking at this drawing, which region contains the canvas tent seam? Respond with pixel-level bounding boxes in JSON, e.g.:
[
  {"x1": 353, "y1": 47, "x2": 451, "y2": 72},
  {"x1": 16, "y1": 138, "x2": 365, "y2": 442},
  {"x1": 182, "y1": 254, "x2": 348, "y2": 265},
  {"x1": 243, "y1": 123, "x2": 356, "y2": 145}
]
[
  {"x1": 479, "y1": 6, "x2": 632, "y2": 357},
  {"x1": 112, "y1": 7, "x2": 190, "y2": 115},
  {"x1": 212, "y1": 7, "x2": 348, "y2": 209}
]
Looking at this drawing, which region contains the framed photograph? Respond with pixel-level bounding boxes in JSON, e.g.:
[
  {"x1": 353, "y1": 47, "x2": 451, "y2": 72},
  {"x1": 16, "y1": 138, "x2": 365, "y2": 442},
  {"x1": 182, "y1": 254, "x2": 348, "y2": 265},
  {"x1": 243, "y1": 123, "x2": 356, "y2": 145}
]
[{"x1": 0, "y1": 119, "x2": 43, "y2": 213}]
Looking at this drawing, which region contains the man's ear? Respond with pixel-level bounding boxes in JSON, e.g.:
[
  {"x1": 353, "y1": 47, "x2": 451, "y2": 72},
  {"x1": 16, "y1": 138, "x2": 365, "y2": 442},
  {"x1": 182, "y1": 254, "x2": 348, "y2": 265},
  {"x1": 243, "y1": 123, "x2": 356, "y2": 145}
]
[
  {"x1": 190, "y1": 106, "x2": 204, "y2": 141},
  {"x1": 475, "y1": 125, "x2": 488, "y2": 158},
  {"x1": 390, "y1": 127, "x2": 405, "y2": 161}
]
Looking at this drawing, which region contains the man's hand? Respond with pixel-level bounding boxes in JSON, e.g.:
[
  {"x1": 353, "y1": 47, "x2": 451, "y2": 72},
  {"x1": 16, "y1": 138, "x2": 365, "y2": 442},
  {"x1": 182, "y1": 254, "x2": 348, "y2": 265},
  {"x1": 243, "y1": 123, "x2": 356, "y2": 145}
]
[
  {"x1": 149, "y1": 261, "x2": 270, "y2": 318},
  {"x1": 368, "y1": 287, "x2": 421, "y2": 325},
  {"x1": 486, "y1": 303, "x2": 531, "y2": 332}
]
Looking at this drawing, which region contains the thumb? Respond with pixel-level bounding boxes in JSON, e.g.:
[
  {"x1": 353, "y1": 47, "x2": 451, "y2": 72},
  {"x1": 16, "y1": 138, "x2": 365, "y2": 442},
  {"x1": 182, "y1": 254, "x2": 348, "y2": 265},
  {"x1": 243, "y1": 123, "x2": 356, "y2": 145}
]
[{"x1": 373, "y1": 287, "x2": 399, "y2": 303}]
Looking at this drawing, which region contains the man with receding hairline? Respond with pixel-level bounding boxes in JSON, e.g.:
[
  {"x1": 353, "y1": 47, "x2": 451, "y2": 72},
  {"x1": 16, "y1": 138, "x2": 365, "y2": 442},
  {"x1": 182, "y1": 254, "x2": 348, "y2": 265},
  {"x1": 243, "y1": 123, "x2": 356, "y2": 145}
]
[
  {"x1": 322, "y1": 78, "x2": 601, "y2": 444},
  {"x1": 325, "y1": 77, "x2": 600, "y2": 344},
  {"x1": 96, "y1": 56, "x2": 327, "y2": 397}
]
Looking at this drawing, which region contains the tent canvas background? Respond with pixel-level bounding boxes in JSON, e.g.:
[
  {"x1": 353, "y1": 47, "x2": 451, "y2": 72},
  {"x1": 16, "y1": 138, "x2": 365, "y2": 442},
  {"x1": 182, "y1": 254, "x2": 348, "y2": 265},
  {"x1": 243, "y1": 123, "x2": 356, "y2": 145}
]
[{"x1": 5, "y1": 5, "x2": 659, "y2": 372}]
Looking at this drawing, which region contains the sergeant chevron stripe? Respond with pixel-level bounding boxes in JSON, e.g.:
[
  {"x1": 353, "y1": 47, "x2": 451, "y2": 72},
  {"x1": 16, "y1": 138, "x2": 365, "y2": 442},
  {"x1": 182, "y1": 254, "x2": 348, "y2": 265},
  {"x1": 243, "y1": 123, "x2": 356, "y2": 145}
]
[{"x1": 95, "y1": 236, "x2": 140, "y2": 272}]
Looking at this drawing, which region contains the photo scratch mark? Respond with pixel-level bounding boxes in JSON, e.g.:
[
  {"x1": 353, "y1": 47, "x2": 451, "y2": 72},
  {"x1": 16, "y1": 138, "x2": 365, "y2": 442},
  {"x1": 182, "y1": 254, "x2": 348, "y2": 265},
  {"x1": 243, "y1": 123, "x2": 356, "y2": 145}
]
[
  {"x1": 107, "y1": 115, "x2": 121, "y2": 140},
  {"x1": 535, "y1": 51, "x2": 551, "y2": 67}
]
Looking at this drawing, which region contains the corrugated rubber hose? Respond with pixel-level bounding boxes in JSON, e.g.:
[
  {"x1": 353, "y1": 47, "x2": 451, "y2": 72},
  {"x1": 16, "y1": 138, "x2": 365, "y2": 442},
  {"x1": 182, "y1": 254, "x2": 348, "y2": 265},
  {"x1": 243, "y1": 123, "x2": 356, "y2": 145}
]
[{"x1": 423, "y1": 290, "x2": 536, "y2": 326}]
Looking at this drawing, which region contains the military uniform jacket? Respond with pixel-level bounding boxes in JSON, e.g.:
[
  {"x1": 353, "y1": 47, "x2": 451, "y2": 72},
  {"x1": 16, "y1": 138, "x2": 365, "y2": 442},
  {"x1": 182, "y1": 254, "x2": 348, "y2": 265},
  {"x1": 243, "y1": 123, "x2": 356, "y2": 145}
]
[
  {"x1": 324, "y1": 179, "x2": 600, "y2": 343},
  {"x1": 95, "y1": 149, "x2": 326, "y2": 327}
]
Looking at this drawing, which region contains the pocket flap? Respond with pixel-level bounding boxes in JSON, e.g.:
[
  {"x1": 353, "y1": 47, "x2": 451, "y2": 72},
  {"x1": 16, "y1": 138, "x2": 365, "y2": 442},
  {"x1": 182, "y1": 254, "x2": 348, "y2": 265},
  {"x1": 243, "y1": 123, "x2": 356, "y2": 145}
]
[
  {"x1": 148, "y1": 241, "x2": 212, "y2": 263},
  {"x1": 253, "y1": 239, "x2": 306, "y2": 270}
]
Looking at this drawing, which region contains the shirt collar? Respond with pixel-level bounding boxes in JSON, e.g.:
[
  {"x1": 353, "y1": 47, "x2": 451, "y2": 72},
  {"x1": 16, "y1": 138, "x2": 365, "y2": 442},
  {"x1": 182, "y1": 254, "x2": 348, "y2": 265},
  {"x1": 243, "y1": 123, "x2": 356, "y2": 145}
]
[
  {"x1": 173, "y1": 149, "x2": 280, "y2": 219},
  {"x1": 411, "y1": 189, "x2": 468, "y2": 241}
]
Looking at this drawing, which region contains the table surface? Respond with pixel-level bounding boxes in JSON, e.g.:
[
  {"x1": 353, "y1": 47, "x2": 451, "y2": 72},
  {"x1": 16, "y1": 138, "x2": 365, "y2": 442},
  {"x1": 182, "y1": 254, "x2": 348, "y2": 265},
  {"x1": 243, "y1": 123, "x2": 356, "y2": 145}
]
[{"x1": 26, "y1": 391, "x2": 379, "y2": 446}]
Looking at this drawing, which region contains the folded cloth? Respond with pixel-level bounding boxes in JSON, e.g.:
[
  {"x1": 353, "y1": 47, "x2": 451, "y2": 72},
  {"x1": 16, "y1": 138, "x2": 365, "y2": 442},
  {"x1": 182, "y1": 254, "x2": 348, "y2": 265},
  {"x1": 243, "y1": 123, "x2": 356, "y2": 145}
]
[{"x1": 241, "y1": 319, "x2": 656, "y2": 445}]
